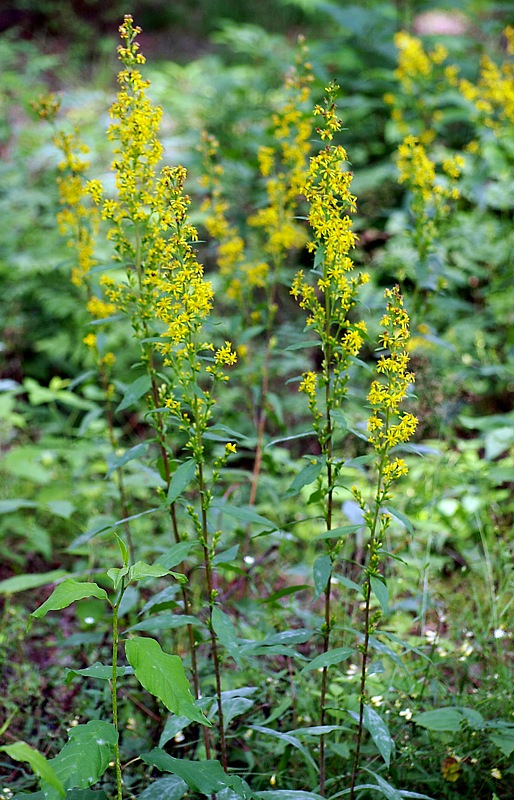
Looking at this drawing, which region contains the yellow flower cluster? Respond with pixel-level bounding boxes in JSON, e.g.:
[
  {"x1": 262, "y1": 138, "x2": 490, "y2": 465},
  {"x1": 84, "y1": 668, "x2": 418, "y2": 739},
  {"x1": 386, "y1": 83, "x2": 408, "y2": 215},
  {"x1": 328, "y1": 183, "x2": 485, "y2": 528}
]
[
  {"x1": 458, "y1": 31, "x2": 514, "y2": 131},
  {"x1": 396, "y1": 135, "x2": 462, "y2": 258},
  {"x1": 50, "y1": 129, "x2": 100, "y2": 288},
  {"x1": 200, "y1": 39, "x2": 313, "y2": 320},
  {"x1": 367, "y1": 286, "x2": 418, "y2": 459},
  {"x1": 292, "y1": 83, "x2": 371, "y2": 442}
]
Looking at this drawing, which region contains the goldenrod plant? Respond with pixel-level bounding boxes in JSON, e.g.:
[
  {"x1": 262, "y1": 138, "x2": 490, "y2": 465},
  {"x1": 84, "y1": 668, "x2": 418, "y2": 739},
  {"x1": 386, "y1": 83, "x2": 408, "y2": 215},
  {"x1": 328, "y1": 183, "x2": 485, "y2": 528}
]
[
  {"x1": 200, "y1": 40, "x2": 313, "y2": 510},
  {"x1": 3, "y1": 11, "x2": 514, "y2": 800}
]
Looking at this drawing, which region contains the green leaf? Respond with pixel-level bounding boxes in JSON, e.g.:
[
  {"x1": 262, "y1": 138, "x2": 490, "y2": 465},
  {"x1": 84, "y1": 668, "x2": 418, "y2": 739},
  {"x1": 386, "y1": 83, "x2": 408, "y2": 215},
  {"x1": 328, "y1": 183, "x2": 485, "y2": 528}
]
[
  {"x1": 284, "y1": 461, "x2": 322, "y2": 498},
  {"x1": 210, "y1": 503, "x2": 276, "y2": 529},
  {"x1": 125, "y1": 637, "x2": 209, "y2": 725},
  {"x1": 301, "y1": 647, "x2": 354, "y2": 673},
  {"x1": 489, "y1": 729, "x2": 514, "y2": 756},
  {"x1": 116, "y1": 375, "x2": 151, "y2": 412},
  {"x1": 383, "y1": 505, "x2": 414, "y2": 535},
  {"x1": 256, "y1": 793, "x2": 324, "y2": 800},
  {"x1": 284, "y1": 340, "x2": 319, "y2": 351},
  {"x1": 31, "y1": 580, "x2": 108, "y2": 619},
  {"x1": 138, "y1": 776, "x2": 188, "y2": 800},
  {"x1": 213, "y1": 544, "x2": 239, "y2": 566},
  {"x1": 255, "y1": 629, "x2": 312, "y2": 646},
  {"x1": 370, "y1": 575, "x2": 388, "y2": 613},
  {"x1": 129, "y1": 561, "x2": 170, "y2": 582},
  {"x1": 332, "y1": 573, "x2": 362, "y2": 594},
  {"x1": 211, "y1": 606, "x2": 242, "y2": 666},
  {"x1": 159, "y1": 715, "x2": 195, "y2": 747},
  {"x1": 363, "y1": 706, "x2": 393, "y2": 767},
  {"x1": 126, "y1": 614, "x2": 203, "y2": 633},
  {"x1": 65, "y1": 663, "x2": 133, "y2": 681},
  {"x1": 107, "y1": 567, "x2": 129, "y2": 590},
  {"x1": 106, "y1": 443, "x2": 148, "y2": 477},
  {"x1": 1, "y1": 742, "x2": 65, "y2": 797},
  {"x1": 158, "y1": 541, "x2": 197, "y2": 569},
  {"x1": 114, "y1": 533, "x2": 129, "y2": 567},
  {"x1": 251, "y1": 726, "x2": 317, "y2": 772},
  {"x1": 166, "y1": 460, "x2": 196, "y2": 505},
  {"x1": 413, "y1": 708, "x2": 463, "y2": 732},
  {"x1": 0, "y1": 570, "x2": 68, "y2": 595},
  {"x1": 262, "y1": 585, "x2": 311, "y2": 603},
  {"x1": 220, "y1": 696, "x2": 255, "y2": 731},
  {"x1": 364, "y1": 769, "x2": 402, "y2": 800},
  {"x1": 313, "y1": 555, "x2": 332, "y2": 600},
  {"x1": 0, "y1": 499, "x2": 38, "y2": 513},
  {"x1": 45, "y1": 721, "x2": 117, "y2": 799},
  {"x1": 314, "y1": 524, "x2": 363, "y2": 541},
  {"x1": 141, "y1": 749, "x2": 250, "y2": 797}
]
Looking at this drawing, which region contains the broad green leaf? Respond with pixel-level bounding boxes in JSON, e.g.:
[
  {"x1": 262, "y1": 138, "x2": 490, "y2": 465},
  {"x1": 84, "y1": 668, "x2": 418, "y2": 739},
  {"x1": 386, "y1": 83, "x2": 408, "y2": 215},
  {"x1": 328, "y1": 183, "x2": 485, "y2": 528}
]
[
  {"x1": 211, "y1": 606, "x2": 242, "y2": 666},
  {"x1": 210, "y1": 503, "x2": 276, "y2": 530},
  {"x1": 138, "y1": 775, "x2": 188, "y2": 800},
  {"x1": 106, "y1": 443, "x2": 148, "y2": 477},
  {"x1": 314, "y1": 524, "x2": 363, "y2": 541},
  {"x1": 301, "y1": 647, "x2": 354, "y2": 673},
  {"x1": 31, "y1": 580, "x2": 108, "y2": 619},
  {"x1": 107, "y1": 567, "x2": 129, "y2": 590},
  {"x1": 166, "y1": 460, "x2": 196, "y2": 505},
  {"x1": 220, "y1": 696, "x2": 255, "y2": 730},
  {"x1": 44, "y1": 721, "x2": 117, "y2": 799},
  {"x1": 1, "y1": 742, "x2": 65, "y2": 797},
  {"x1": 213, "y1": 544, "x2": 239, "y2": 566},
  {"x1": 0, "y1": 499, "x2": 38, "y2": 513},
  {"x1": 116, "y1": 375, "x2": 151, "y2": 412},
  {"x1": 313, "y1": 555, "x2": 332, "y2": 600},
  {"x1": 129, "y1": 561, "x2": 170, "y2": 582},
  {"x1": 363, "y1": 706, "x2": 393, "y2": 767},
  {"x1": 0, "y1": 570, "x2": 68, "y2": 595},
  {"x1": 489, "y1": 729, "x2": 514, "y2": 756},
  {"x1": 141, "y1": 749, "x2": 250, "y2": 797},
  {"x1": 383, "y1": 505, "x2": 414, "y2": 535},
  {"x1": 413, "y1": 708, "x2": 463, "y2": 732},
  {"x1": 158, "y1": 541, "x2": 197, "y2": 569},
  {"x1": 284, "y1": 461, "x2": 322, "y2": 498},
  {"x1": 125, "y1": 637, "x2": 209, "y2": 725},
  {"x1": 256, "y1": 628, "x2": 312, "y2": 647},
  {"x1": 159, "y1": 715, "x2": 195, "y2": 747},
  {"x1": 370, "y1": 575, "x2": 388, "y2": 613},
  {"x1": 251, "y1": 726, "x2": 317, "y2": 772},
  {"x1": 126, "y1": 614, "x2": 202, "y2": 633},
  {"x1": 65, "y1": 663, "x2": 133, "y2": 681},
  {"x1": 45, "y1": 500, "x2": 76, "y2": 519}
]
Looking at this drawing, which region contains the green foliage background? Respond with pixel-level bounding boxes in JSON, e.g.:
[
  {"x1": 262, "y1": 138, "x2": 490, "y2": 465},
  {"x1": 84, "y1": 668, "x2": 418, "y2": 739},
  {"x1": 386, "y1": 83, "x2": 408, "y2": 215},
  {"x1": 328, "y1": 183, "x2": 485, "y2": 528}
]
[{"x1": 1, "y1": 1, "x2": 513, "y2": 799}]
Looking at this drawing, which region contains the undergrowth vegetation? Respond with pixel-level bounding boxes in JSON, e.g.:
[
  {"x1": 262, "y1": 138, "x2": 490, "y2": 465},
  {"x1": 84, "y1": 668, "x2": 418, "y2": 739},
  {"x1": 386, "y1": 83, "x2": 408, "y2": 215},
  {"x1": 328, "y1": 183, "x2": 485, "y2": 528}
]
[{"x1": 1, "y1": 4, "x2": 513, "y2": 800}]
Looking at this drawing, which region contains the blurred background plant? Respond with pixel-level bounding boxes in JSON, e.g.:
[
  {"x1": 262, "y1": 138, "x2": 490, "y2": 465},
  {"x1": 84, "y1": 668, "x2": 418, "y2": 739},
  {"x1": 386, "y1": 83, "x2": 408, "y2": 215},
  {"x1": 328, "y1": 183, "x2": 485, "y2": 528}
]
[{"x1": 1, "y1": 1, "x2": 513, "y2": 798}]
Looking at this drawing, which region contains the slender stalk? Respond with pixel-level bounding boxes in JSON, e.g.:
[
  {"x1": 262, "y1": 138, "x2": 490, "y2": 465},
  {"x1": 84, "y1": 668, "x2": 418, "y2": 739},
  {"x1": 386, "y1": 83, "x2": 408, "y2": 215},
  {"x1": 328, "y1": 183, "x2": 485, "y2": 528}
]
[
  {"x1": 111, "y1": 586, "x2": 125, "y2": 800},
  {"x1": 132, "y1": 223, "x2": 208, "y2": 755}
]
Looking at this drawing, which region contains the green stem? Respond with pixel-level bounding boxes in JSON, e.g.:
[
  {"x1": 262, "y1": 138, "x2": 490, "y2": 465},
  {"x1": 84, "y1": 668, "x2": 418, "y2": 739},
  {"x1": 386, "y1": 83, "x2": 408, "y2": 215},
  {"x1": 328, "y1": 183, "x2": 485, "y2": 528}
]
[
  {"x1": 111, "y1": 586, "x2": 125, "y2": 800},
  {"x1": 349, "y1": 448, "x2": 387, "y2": 800}
]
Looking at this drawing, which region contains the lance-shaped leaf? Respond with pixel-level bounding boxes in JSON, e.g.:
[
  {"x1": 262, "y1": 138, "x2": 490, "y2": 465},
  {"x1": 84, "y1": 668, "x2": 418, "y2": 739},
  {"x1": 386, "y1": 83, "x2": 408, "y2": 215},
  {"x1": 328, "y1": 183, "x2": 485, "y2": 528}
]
[
  {"x1": 31, "y1": 580, "x2": 108, "y2": 619},
  {"x1": 0, "y1": 742, "x2": 64, "y2": 796},
  {"x1": 141, "y1": 749, "x2": 251, "y2": 797},
  {"x1": 363, "y1": 705, "x2": 394, "y2": 767},
  {"x1": 125, "y1": 637, "x2": 210, "y2": 725},
  {"x1": 300, "y1": 647, "x2": 354, "y2": 673}
]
